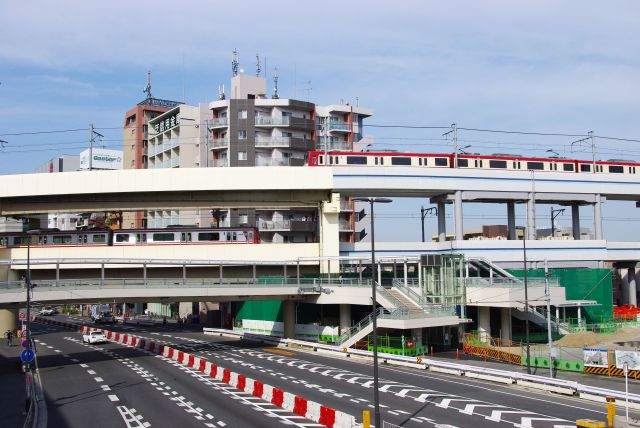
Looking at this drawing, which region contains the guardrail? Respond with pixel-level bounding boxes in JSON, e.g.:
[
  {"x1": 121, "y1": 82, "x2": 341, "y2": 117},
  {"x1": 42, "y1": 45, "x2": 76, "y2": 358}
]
[
  {"x1": 203, "y1": 327, "x2": 640, "y2": 409},
  {"x1": 23, "y1": 338, "x2": 47, "y2": 428},
  {"x1": 0, "y1": 277, "x2": 372, "y2": 293}
]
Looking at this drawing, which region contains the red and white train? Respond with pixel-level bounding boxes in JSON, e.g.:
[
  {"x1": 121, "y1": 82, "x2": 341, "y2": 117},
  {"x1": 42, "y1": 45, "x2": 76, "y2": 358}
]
[
  {"x1": 0, "y1": 227, "x2": 260, "y2": 248},
  {"x1": 307, "y1": 151, "x2": 639, "y2": 175}
]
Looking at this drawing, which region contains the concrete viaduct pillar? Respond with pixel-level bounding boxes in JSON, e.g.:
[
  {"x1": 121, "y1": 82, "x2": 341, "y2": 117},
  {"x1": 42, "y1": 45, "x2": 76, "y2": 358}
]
[
  {"x1": 507, "y1": 201, "x2": 516, "y2": 240},
  {"x1": 339, "y1": 304, "x2": 351, "y2": 335},
  {"x1": 500, "y1": 308, "x2": 512, "y2": 343},
  {"x1": 572, "y1": 205, "x2": 581, "y2": 240},
  {"x1": 437, "y1": 201, "x2": 446, "y2": 242},
  {"x1": 527, "y1": 193, "x2": 536, "y2": 240},
  {"x1": 319, "y1": 193, "x2": 341, "y2": 274},
  {"x1": 454, "y1": 191, "x2": 463, "y2": 240},
  {"x1": 283, "y1": 300, "x2": 296, "y2": 339},
  {"x1": 629, "y1": 268, "x2": 638, "y2": 307},
  {"x1": 0, "y1": 308, "x2": 18, "y2": 336},
  {"x1": 594, "y1": 194, "x2": 603, "y2": 240},
  {"x1": 477, "y1": 306, "x2": 491, "y2": 343}
]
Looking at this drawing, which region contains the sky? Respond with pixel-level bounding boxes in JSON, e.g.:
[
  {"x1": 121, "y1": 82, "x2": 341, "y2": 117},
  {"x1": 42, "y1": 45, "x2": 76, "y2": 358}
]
[{"x1": 1, "y1": 1, "x2": 640, "y2": 241}]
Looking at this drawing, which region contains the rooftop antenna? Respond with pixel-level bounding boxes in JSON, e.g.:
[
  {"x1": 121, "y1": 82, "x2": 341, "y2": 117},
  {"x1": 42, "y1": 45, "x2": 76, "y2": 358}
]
[
  {"x1": 255, "y1": 54, "x2": 261, "y2": 77},
  {"x1": 232, "y1": 49, "x2": 239, "y2": 77},
  {"x1": 218, "y1": 83, "x2": 225, "y2": 100},
  {"x1": 143, "y1": 70, "x2": 152, "y2": 99},
  {"x1": 303, "y1": 80, "x2": 312, "y2": 101},
  {"x1": 272, "y1": 67, "x2": 280, "y2": 99}
]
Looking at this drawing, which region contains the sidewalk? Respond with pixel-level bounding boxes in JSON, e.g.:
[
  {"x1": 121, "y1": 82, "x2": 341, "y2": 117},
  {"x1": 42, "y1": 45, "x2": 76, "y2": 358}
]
[
  {"x1": 433, "y1": 350, "x2": 640, "y2": 395},
  {"x1": 0, "y1": 341, "x2": 27, "y2": 428}
]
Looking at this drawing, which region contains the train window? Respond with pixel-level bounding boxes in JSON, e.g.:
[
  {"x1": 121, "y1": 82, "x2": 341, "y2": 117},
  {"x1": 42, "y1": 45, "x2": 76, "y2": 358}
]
[
  {"x1": 93, "y1": 234, "x2": 106, "y2": 243},
  {"x1": 346, "y1": 156, "x2": 367, "y2": 165},
  {"x1": 180, "y1": 232, "x2": 192, "y2": 241},
  {"x1": 609, "y1": 165, "x2": 624, "y2": 173},
  {"x1": 489, "y1": 160, "x2": 507, "y2": 169},
  {"x1": 374, "y1": 157, "x2": 378, "y2": 165},
  {"x1": 380, "y1": 157, "x2": 384, "y2": 165},
  {"x1": 527, "y1": 162, "x2": 544, "y2": 170},
  {"x1": 152, "y1": 233, "x2": 175, "y2": 242},
  {"x1": 457, "y1": 158, "x2": 468, "y2": 167},
  {"x1": 598, "y1": 165, "x2": 604, "y2": 173},
  {"x1": 518, "y1": 162, "x2": 521, "y2": 169},
  {"x1": 552, "y1": 163, "x2": 557, "y2": 171},
  {"x1": 418, "y1": 158, "x2": 422, "y2": 166},
  {"x1": 52, "y1": 235, "x2": 72, "y2": 244},
  {"x1": 0, "y1": 237, "x2": 6, "y2": 246},
  {"x1": 434, "y1": 158, "x2": 448, "y2": 167},
  {"x1": 391, "y1": 157, "x2": 412, "y2": 166},
  {"x1": 115, "y1": 234, "x2": 129, "y2": 243},
  {"x1": 38, "y1": 236, "x2": 47, "y2": 244},
  {"x1": 248, "y1": 231, "x2": 254, "y2": 242},
  {"x1": 198, "y1": 232, "x2": 220, "y2": 241},
  {"x1": 318, "y1": 155, "x2": 324, "y2": 165},
  {"x1": 563, "y1": 164, "x2": 574, "y2": 172},
  {"x1": 512, "y1": 162, "x2": 517, "y2": 169},
  {"x1": 580, "y1": 164, "x2": 591, "y2": 172}
]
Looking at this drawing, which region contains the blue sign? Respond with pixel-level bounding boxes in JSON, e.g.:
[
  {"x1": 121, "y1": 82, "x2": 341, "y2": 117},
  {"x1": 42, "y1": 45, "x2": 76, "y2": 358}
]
[{"x1": 20, "y1": 349, "x2": 35, "y2": 363}]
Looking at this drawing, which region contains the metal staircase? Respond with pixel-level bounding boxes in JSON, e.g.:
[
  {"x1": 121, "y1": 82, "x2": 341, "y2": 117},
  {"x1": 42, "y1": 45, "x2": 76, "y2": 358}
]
[
  {"x1": 513, "y1": 305, "x2": 571, "y2": 334},
  {"x1": 338, "y1": 283, "x2": 455, "y2": 348}
]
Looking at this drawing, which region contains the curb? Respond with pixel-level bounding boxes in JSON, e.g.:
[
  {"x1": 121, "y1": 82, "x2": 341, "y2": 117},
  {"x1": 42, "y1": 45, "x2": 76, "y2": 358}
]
[{"x1": 34, "y1": 317, "x2": 355, "y2": 428}]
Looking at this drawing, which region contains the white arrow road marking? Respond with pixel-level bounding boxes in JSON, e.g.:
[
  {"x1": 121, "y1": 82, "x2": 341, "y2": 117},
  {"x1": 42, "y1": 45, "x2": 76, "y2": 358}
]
[
  {"x1": 460, "y1": 404, "x2": 506, "y2": 415},
  {"x1": 487, "y1": 410, "x2": 536, "y2": 422},
  {"x1": 436, "y1": 398, "x2": 476, "y2": 409}
]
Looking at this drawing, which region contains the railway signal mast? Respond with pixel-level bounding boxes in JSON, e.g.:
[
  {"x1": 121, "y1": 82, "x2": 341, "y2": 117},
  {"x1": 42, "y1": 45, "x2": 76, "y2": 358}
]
[
  {"x1": 443, "y1": 123, "x2": 459, "y2": 167},
  {"x1": 571, "y1": 130, "x2": 596, "y2": 173}
]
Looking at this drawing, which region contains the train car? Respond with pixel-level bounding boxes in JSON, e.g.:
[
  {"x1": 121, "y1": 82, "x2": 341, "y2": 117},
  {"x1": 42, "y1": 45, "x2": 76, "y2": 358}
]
[
  {"x1": 111, "y1": 227, "x2": 259, "y2": 245},
  {"x1": 308, "y1": 150, "x2": 640, "y2": 176},
  {"x1": 0, "y1": 229, "x2": 112, "y2": 248},
  {"x1": 307, "y1": 151, "x2": 452, "y2": 168},
  {"x1": 0, "y1": 227, "x2": 259, "y2": 248}
]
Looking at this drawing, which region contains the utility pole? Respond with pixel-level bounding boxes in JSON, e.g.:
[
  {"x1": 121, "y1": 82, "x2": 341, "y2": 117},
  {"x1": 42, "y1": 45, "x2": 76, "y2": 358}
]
[
  {"x1": 544, "y1": 259, "x2": 555, "y2": 378},
  {"x1": 550, "y1": 207, "x2": 565, "y2": 237},
  {"x1": 589, "y1": 130, "x2": 595, "y2": 173},
  {"x1": 443, "y1": 123, "x2": 458, "y2": 167},
  {"x1": 420, "y1": 206, "x2": 437, "y2": 242},
  {"x1": 88, "y1": 124, "x2": 104, "y2": 171}
]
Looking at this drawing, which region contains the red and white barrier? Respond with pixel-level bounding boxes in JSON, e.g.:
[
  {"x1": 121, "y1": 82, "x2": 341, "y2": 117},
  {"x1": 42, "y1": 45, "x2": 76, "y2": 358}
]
[{"x1": 33, "y1": 317, "x2": 354, "y2": 428}]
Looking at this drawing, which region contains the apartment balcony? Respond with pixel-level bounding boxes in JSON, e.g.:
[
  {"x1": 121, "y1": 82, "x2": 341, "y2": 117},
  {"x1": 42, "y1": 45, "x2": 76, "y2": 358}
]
[
  {"x1": 340, "y1": 200, "x2": 354, "y2": 211},
  {"x1": 257, "y1": 220, "x2": 316, "y2": 232},
  {"x1": 255, "y1": 157, "x2": 305, "y2": 167},
  {"x1": 329, "y1": 121, "x2": 351, "y2": 132},
  {"x1": 208, "y1": 118, "x2": 228, "y2": 129},
  {"x1": 212, "y1": 159, "x2": 229, "y2": 167},
  {"x1": 316, "y1": 140, "x2": 351, "y2": 151},
  {"x1": 209, "y1": 137, "x2": 230, "y2": 149},
  {"x1": 339, "y1": 220, "x2": 354, "y2": 231},
  {"x1": 254, "y1": 136, "x2": 314, "y2": 151},
  {"x1": 255, "y1": 116, "x2": 314, "y2": 132}
]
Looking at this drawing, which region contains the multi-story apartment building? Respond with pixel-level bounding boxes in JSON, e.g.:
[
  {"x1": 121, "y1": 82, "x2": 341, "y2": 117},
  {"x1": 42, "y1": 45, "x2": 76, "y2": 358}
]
[
  {"x1": 123, "y1": 97, "x2": 181, "y2": 228},
  {"x1": 206, "y1": 74, "x2": 374, "y2": 243},
  {"x1": 146, "y1": 103, "x2": 210, "y2": 228},
  {"x1": 122, "y1": 71, "x2": 374, "y2": 243}
]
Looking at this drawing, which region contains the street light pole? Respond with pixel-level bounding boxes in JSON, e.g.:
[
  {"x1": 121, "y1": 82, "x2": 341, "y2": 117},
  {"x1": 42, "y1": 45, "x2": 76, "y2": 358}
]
[{"x1": 354, "y1": 197, "x2": 392, "y2": 428}]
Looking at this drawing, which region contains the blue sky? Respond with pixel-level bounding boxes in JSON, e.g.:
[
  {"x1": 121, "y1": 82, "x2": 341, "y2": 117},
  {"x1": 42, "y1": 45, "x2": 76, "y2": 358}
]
[{"x1": 1, "y1": 1, "x2": 639, "y2": 241}]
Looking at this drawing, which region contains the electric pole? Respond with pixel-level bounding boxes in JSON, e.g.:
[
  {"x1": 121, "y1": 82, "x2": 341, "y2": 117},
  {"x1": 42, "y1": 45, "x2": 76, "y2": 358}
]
[
  {"x1": 88, "y1": 124, "x2": 104, "y2": 171},
  {"x1": 443, "y1": 123, "x2": 458, "y2": 167}
]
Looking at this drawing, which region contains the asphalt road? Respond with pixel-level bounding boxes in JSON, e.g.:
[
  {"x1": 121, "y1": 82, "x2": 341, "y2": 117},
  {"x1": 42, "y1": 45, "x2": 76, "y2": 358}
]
[
  {"x1": 28, "y1": 320, "x2": 323, "y2": 428},
  {"x1": 31, "y1": 315, "x2": 640, "y2": 428}
]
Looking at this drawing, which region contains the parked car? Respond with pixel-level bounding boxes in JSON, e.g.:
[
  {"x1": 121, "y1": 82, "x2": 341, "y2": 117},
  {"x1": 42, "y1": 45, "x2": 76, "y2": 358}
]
[
  {"x1": 132, "y1": 314, "x2": 155, "y2": 326},
  {"x1": 82, "y1": 330, "x2": 107, "y2": 344},
  {"x1": 93, "y1": 312, "x2": 116, "y2": 324},
  {"x1": 39, "y1": 307, "x2": 57, "y2": 316}
]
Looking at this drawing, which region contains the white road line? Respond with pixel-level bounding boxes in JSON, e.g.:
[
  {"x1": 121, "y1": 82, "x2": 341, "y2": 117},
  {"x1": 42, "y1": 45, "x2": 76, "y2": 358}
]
[{"x1": 108, "y1": 395, "x2": 120, "y2": 402}]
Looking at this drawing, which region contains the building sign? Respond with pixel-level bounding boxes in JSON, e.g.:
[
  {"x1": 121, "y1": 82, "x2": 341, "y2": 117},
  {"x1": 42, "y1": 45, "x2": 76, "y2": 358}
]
[
  {"x1": 79, "y1": 148, "x2": 123, "y2": 170},
  {"x1": 615, "y1": 350, "x2": 640, "y2": 371},
  {"x1": 153, "y1": 113, "x2": 180, "y2": 133},
  {"x1": 583, "y1": 348, "x2": 608, "y2": 368},
  {"x1": 138, "y1": 98, "x2": 182, "y2": 109}
]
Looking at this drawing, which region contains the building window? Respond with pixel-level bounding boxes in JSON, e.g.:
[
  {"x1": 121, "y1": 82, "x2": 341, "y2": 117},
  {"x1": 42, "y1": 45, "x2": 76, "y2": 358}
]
[
  {"x1": 238, "y1": 109, "x2": 247, "y2": 119},
  {"x1": 238, "y1": 151, "x2": 247, "y2": 161},
  {"x1": 282, "y1": 111, "x2": 292, "y2": 117},
  {"x1": 238, "y1": 130, "x2": 247, "y2": 139}
]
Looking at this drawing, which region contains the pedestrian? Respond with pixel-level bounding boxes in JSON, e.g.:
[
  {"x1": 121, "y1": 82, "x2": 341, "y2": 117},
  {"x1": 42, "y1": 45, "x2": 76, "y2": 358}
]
[
  {"x1": 6, "y1": 329, "x2": 14, "y2": 346},
  {"x1": 162, "y1": 316, "x2": 167, "y2": 327}
]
